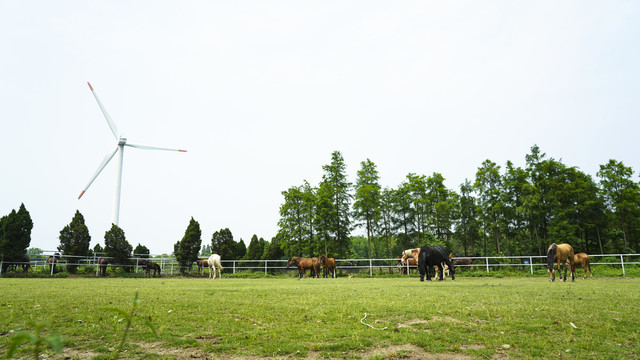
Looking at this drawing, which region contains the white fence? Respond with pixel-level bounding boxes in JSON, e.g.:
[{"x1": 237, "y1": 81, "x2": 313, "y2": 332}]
[{"x1": 2, "y1": 252, "x2": 639, "y2": 276}]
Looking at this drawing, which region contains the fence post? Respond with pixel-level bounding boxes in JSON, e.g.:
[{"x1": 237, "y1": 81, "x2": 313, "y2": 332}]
[
  {"x1": 233, "y1": 261, "x2": 236, "y2": 274},
  {"x1": 0, "y1": 255, "x2": 3, "y2": 275},
  {"x1": 620, "y1": 255, "x2": 625, "y2": 276},
  {"x1": 486, "y1": 257, "x2": 489, "y2": 273},
  {"x1": 529, "y1": 256, "x2": 533, "y2": 275},
  {"x1": 369, "y1": 259, "x2": 373, "y2": 277},
  {"x1": 50, "y1": 257, "x2": 55, "y2": 276},
  {"x1": 265, "y1": 260, "x2": 268, "y2": 275}
]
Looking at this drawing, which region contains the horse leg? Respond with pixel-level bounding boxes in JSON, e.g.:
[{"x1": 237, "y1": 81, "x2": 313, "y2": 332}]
[{"x1": 437, "y1": 264, "x2": 444, "y2": 281}]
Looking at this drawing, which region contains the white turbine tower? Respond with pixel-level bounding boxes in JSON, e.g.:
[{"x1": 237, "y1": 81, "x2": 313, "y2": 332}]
[{"x1": 78, "y1": 82, "x2": 186, "y2": 225}]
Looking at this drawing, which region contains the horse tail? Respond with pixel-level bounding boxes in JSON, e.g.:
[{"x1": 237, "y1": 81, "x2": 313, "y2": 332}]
[{"x1": 546, "y1": 243, "x2": 557, "y2": 270}]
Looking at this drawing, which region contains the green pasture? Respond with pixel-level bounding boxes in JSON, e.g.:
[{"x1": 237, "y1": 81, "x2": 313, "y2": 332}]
[{"x1": 1, "y1": 277, "x2": 639, "y2": 359}]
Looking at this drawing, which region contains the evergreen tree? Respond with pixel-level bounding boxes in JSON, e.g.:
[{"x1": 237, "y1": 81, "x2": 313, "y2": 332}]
[
  {"x1": 474, "y1": 160, "x2": 503, "y2": 255},
  {"x1": 133, "y1": 244, "x2": 150, "y2": 258},
  {"x1": 104, "y1": 224, "x2": 133, "y2": 272},
  {"x1": 354, "y1": 159, "x2": 381, "y2": 258},
  {"x1": 456, "y1": 180, "x2": 481, "y2": 256},
  {"x1": 211, "y1": 228, "x2": 236, "y2": 260},
  {"x1": 0, "y1": 204, "x2": 33, "y2": 272},
  {"x1": 57, "y1": 210, "x2": 91, "y2": 273},
  {"x1": 174, "y1": 217, "x2": 202, "y2": 273},
  {"x1": 316, "y1": 151, "x2": 352, "y2": 258},
  {"x1": 200, "y1": 244, "x2": 212, "y2": 256},
  {"x1": 93, "y1": 243, "x2": 104, "y2": 255},
  {"x1": 597, "y1": 159, "x2": 640, "y2": 251},
  {"x1": 234, "y1": 239, "x2": 247, "y2": 259},
  {"x1": 244, "y1": 235, "x2": 266, "y2": 260},
  {"x1": 262, "y1": 236, "x2": 285, "y2": 260}
]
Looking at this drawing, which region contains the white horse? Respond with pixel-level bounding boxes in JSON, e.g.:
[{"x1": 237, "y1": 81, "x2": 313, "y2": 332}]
[{"x1": 207, "y1": 254, "x2": 223, "y2": 279}]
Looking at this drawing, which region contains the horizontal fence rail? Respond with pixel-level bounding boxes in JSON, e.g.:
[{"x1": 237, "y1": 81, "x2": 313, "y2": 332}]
[{"x1": 1, "y1": 252, "x2": 639, "y2": 276}]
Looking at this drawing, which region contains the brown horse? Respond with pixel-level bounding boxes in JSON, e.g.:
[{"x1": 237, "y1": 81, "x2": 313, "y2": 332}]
[
  {"x1": 573, "y1": 253, "x2": 592, "y2": 279},
  {"x1": 451, "y1": 253, "x2": 480, "y2": 267},
  {"x1": 142, "y1": 260, "x2": 161, "y2": 277},
  {"x1": 318, "y1": 254, "x2": 336, "y2": 278},
  {"x1": 98, "y1": 257, "x2": 108, "y2": 277},
  {"x1": 546, "y1": 243, "x2": 575, "y2": 282},
  {"x1": 196, "y1": 258, "x2": 209, "y2": 274},
  {"x1": 287, "y1": 257, "x2": 318, "y2": 278},
  {"x1": 46, "y1": 253, "x2": 60, "y2": 274}
]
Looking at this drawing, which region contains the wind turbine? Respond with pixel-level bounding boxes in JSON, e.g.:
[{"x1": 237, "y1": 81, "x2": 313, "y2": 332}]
[{"x1": 78, "y1": 82, "x2": 187, "y2": 225}]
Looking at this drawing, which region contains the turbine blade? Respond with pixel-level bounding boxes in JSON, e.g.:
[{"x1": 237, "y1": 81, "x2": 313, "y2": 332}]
[
  {"x1": 87, "y1": 82, "x2": 119, "y2": 140},
  {"x1": 78, "y1": 147, "x2": 119, "y2": 199},
  {"x1": 126, "y1": 143, "x2": 187, "y2": 152}
]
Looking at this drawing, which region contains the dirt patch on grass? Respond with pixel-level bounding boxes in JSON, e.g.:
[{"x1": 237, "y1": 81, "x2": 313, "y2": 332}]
[
  {"x1": 52, "y1": 343, "x2": 477, "y2": 360},
  {"x1": 362, "y1": 344, "x2": 473, "y2": 359}
]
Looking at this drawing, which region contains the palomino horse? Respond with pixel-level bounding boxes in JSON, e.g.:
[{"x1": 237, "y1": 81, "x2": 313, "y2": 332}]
[
  {"x1": 207, "y1": 254, "x2": 223, "y2": 279},
  {"x1": 140, "y1": 260, "x2": 161, "y2": 277},
  {"x1": 418, "y1": 245, "x2": 455, "y2": 282},
  {"x1": 98, "y1": 257, "x2": 108, "y2": 277},
  {"x1": 573, "y1": 253, "x2": 592, "y2": 279},
  {"x1": 287, "y1": 257, "x2": 318, "y2": 278},
  {"x1": 318, "y1": 254, "x2": 336, "y2": 278},
  {"x1": 546, "y1": 243, "x2": 575, "y2": 282},
  {"x1": 46, "y1": 253, "x2": 60, "y2": 274}
]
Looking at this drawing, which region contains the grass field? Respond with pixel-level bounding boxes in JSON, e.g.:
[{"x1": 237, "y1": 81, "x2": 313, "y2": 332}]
[{"x1": 1, "y1": 276, "x2": 639, "y2": 359}]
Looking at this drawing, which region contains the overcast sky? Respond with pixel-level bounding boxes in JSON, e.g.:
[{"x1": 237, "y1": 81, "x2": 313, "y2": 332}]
[{"x1": 2, "y1": 1, "x2": 639, "y2": 255}]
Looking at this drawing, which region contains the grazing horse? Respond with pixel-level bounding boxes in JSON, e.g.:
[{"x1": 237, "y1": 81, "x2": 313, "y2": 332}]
[
  {"x1": 287, "y1": 257, "x2": 317, "y2": 278},
  {"x1": 207, "y1": 254, "x2": 223, "y2": 279},
  {"x1": 573, "y1": 253, "x2": 592, "y2": 279},
  {"x1": 98, "y1": 257, "x2": 108, "y2": 277},
  {"x1": 451, "y1": 253, "x2": 479, "y2": 267},
  {"x1": 20, "y1": 254, "x2": 31, "y2": 273},
  {"x1": 46, "y1": 253, "x2": 60, "y2": 274},
  {"x1": 196, "y1": 258, "x2": 209, "y2": 274},
  {"x1": 546, "y1": 243, "x2": 575, "y2": 282},
  {"x1": 418, "y1": 245, "x2": 455, "y2": 282},
  {"x1": 140, "y1": 260, "x2": 161, "y2": 277},
  {"x1": 401, "y1": 248, "x2": 420, "y2": 266},
  {"x1": 397, "y1": 256, "x2": 417, "y2": 274},
  {"x1": 318, "y1": 254, "x2": 336, "y2": 278}
]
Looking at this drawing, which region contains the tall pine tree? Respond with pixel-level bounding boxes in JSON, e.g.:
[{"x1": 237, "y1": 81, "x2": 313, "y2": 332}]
[
  {"x1": 58, "y1": 210, "x2": 91, "y2": 273},
  {"x1": 174, "y1": 217, "x2": 202, "y2": 273}
]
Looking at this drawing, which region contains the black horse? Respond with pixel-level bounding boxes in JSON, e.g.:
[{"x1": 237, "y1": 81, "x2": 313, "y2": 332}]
[{"x1": 418, "y1": 245, "x2": 455, "y2": 282}]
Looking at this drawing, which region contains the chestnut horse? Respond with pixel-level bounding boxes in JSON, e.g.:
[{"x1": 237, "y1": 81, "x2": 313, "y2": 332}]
[
  {"x1": 287, "y1": 257, "x2": 318, "y2": 278},
  {"x1": 46, "y1": 253, "x2": 60, "y2": 274},
  {"x1": 196, "y1": 259, "x2": 209, "y2": 275},
  {"x1": 546, "y1": 243, "x2": 575, "y2": 282},
  {"x1": 573, "y1": 253, "x2": 592, "y2": 279},
  {"x1": 318, "y1": 254, "x2": 336, "y2": 278},
  {"x1": 98, "y1": 257, "x2": 108, "y2": 277}
]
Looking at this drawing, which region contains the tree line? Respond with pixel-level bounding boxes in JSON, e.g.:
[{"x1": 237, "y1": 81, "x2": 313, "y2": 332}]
[
  {"x1": 0, "y1": 205, "x2": 280, "y2": 274},
  {"x1": 276, "y1": 146, "x2": 640, "y2": 260}
]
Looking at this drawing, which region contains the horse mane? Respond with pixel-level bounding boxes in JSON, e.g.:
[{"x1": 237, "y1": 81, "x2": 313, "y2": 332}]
[{"x1": 546, "y1": 243, "x2": 557, "y2": 270}]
